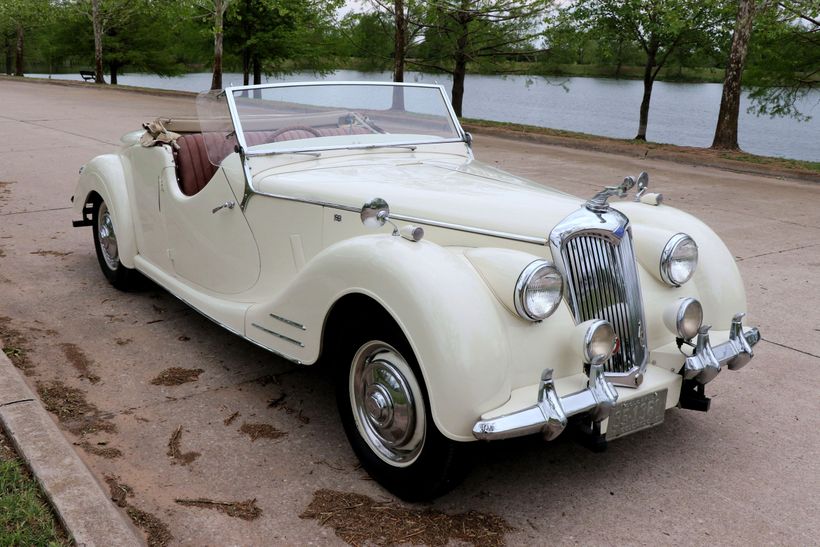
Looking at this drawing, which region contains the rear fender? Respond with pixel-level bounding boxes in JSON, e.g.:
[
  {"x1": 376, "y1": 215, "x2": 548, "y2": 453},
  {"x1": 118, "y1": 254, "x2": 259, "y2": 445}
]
[
  {"x1": 73, "y1": 154, "x2": 136, "y2": 268},
  {"x1": 245, "y1": 234, "x2": 512, "y2": 441}
]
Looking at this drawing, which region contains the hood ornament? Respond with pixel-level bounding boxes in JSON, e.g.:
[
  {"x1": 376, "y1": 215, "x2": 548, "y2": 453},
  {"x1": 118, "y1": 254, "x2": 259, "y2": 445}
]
[
  {"x1": 585, "y1": 176, "x2": 636, "y2": 213},
  {"x1": 585, "y1": 171, "x2": 661, "y2": 212}
]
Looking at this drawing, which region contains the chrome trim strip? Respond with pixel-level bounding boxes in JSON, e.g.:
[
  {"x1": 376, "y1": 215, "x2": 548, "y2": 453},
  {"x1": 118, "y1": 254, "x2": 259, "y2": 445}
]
[
  {"x1": 269, "y1": 313, "x2": 306, "y2": 331},
  {"x1": 246, "y1": 188, "x2": 548, "y2": 244},
  {"x1": 389, "y1": 212, "x2": 547, "y2": 245},
  {"x1": 251, "y1": 322, "x2": 305, "y2": 347}
]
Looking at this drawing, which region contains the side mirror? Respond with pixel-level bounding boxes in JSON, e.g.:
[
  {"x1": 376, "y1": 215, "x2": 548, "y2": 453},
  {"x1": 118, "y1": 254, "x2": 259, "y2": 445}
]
[
  {"x1": 464, "y1": 132, "x2": 473, "y2": 148},
  {"x1": 360, "y1": 198, "x2": 390, "y2": 228}
]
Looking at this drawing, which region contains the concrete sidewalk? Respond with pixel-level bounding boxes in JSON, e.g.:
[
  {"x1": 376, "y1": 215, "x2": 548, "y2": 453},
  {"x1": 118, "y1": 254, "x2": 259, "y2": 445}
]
[{"x1": 0, "y1": 78, "x2": 818, "y2": 545}]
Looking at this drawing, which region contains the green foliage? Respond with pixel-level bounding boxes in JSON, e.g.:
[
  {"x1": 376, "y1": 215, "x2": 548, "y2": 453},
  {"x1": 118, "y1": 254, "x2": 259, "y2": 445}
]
[
  {"x1": 0, "y1": 456, "x2": 67, "y2": 546},
  {"x1": 745, "y1": 1, "x2": 819, "y2": 120},
  {"x1": 225, "y1": 0, "x2": 341, "y2": 78}
]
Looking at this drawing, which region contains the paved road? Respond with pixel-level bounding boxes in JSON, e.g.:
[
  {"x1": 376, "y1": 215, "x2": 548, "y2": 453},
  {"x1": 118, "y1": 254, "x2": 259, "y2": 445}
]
[{"x1": 1, "y1": 79, "x2": 818, "y2": 545}]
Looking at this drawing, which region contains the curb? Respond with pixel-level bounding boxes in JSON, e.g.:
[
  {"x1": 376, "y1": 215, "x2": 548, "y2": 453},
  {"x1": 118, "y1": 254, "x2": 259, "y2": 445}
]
[{"x1": 0, "y1": 349, "x2": 143, "y2": 547}]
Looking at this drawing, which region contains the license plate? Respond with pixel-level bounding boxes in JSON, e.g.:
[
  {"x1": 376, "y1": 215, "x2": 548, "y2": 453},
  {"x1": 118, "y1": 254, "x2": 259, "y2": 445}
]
[{"x1": 607, "y1": 389, "x2": 667, "y2": 440}]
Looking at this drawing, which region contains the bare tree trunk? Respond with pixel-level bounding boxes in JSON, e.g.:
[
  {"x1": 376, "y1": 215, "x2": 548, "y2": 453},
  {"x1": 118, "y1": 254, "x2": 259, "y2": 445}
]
[
  {"x1": 451, "y1": 11, "x2": 469, "y2": 118},
  {"x1": 252, "y1": 54, "x2": 261, "y2": 85},
  {"x1": 210, "y1": 0, "x2": 226, "y2": 91},
  {"x1": 712, "y1": 0, "x2": 756, "y2": 150},
  {"x1": 391, "y1": 0, "x2": 406, "y2": 110},
  {"x1": 636, "y1": 44, "x2": 658, "y2": 141},
  {"x1": 92, "y1": 0, "x2": 105, "y2": 83},
  {"x1": 110, "y1": 63, "x2": 119, "y2": 85},
  {"x1": 5, "y1": 33, "x2": 13, "y2": 75},
  {"x1": 242, "y1": 49, "x2": 250, "y2": 85},
  {"x1": 14, "y1": 24, "x2": 23, "y2": 76},
  {"x1": 252, "y1": 53, "x2": 261, "y2": 98}
]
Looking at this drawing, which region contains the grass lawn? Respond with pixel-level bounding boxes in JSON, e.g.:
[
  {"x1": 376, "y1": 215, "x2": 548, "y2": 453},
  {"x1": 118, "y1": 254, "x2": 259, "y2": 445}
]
[{"x1": 0, "y1": 430, "x2": 71, "y2": 546}]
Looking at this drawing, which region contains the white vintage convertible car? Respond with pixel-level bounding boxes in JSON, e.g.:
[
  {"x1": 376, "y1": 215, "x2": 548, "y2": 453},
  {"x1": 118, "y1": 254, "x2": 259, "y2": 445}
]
[{"x1": 72, "y1": 82, "x2": 760, "y2": 500}]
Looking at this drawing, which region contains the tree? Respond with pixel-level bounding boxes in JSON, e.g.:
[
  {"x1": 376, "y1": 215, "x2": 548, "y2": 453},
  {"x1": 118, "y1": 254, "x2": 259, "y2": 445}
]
[
  {"x1": 744, "y1": 1, "x2": 819, "y2": 120},
  {"x1": 194, "y1": 0, "x2": 231, "y2": 90},
  {"x1": 712, "y1": 0, "x2": 761, "y2": 150},
  {"x1": 0, "y1": 0, "x2": 52, "y2": 76},
  {"x1": 564, "y1": 0, "x2": 727, "y2": 140},
  {"x1": 225, "y1": 0, "x2": 339, "y2": 87},
  {"x1": 414, "y1": 0, "x2": 551, "y2": 117}
]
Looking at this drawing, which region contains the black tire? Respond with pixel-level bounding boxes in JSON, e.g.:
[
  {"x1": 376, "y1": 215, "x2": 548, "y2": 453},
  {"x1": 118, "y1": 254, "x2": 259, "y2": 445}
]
[
  {"x1": 334, "y1": 315, "x2": 471, "y2": 501},
  {"x1": 92, "y1": 198, "x2": 139, "y2": 291}
]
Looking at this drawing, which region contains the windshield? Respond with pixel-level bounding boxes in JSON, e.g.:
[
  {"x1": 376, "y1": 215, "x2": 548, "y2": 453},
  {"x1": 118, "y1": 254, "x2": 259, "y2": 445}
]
[{"x1": 224, "y1": 83, "x2": 464, "y2": 155}]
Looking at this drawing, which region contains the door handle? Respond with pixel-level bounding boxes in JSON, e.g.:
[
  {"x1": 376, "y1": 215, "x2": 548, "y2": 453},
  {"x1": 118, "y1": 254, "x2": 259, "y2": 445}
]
[{"x1": 212, "y1": 201, "x2": 235, "y2": 214}]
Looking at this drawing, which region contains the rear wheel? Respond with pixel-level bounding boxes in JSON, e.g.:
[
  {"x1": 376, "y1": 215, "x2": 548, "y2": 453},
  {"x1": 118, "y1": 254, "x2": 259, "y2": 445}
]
[
  {"x1": 335, "y1": 318, "x2": 470, "y2": 501},
  {"x1": 92, "y1": 199, "x2": 139, "y2": 291}
]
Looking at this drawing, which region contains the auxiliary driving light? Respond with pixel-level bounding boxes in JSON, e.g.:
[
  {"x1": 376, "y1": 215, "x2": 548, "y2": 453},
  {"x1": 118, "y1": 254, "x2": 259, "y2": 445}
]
[
  {"x1": 573, "y1": 319, "x2": 617, "y2": 366},
  {"x1": 663, "y1": 297, "x2": 703, "y2": 340}
]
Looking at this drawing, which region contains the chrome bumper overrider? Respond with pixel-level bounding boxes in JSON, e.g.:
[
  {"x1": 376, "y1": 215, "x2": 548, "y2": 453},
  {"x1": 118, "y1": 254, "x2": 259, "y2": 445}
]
[
  {"x1": 682, "y1": 313, "x2": 760, "y2": 384},
  {"x1": 472, "y1": 313, "x2": 761, "y2": 442}
]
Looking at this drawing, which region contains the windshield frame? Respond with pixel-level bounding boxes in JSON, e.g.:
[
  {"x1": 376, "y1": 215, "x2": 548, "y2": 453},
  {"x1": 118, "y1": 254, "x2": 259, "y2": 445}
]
[{"x1": 222, "y1": 81, "x2": 469, "y2": 157}]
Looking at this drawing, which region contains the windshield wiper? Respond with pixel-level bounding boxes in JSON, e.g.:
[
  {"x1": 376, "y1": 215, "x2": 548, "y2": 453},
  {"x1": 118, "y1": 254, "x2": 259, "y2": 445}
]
[{"x1": 359, "y1": 144, "x2": 418, "y2": 152}]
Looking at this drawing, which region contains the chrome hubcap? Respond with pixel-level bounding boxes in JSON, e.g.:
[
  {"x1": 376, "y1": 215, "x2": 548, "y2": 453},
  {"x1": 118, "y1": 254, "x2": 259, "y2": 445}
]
[
  {"x1": 350, "y1": 341, "x2": 425, "y2": 466},
  {"x1": 97, "y1": 202, "x2": 119, "y2": 270}
]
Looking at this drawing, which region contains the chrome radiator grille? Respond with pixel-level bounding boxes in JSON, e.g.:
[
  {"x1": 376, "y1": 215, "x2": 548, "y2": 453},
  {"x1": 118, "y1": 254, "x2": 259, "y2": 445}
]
[{"x1": 559, "y1": 231, "x2": 646, "y2": 373}]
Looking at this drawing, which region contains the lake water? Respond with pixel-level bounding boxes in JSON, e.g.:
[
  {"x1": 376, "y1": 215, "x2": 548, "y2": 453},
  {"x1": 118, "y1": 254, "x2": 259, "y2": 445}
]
[{"x1": 25, "y1": 70, "x2": 820, "y2": 161}]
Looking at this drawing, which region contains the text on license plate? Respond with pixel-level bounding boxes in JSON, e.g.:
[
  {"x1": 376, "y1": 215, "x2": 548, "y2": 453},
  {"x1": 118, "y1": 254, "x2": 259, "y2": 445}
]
[{"x1": 606, "y1": 389, "x2": 667, "y2": 440}]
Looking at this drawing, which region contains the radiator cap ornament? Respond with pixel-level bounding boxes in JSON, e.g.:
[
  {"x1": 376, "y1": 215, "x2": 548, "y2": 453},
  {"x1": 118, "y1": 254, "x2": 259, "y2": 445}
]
[{"x1": 585, "y1": 176, "x2": 636, "y2": 213}]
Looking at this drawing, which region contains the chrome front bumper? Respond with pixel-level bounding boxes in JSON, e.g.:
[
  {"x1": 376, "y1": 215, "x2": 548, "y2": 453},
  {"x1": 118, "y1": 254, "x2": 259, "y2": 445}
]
[{"x1": 472, "y1": 313, "x2": 761, "y2": 442}]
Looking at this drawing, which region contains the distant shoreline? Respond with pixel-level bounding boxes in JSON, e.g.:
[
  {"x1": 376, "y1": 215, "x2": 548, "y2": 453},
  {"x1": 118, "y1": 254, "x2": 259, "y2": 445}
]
[{"x1": 3, "y1": 74, "x2": 817, "y2": 183}]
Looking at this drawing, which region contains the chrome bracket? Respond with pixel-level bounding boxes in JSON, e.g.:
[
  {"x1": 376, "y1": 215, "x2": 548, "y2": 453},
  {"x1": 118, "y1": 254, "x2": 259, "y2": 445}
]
[
  {"x1": 683, "y1": 314, "x2": 760, "y2": 384},
  {"x1": 537, "y1": 369, "x2": 569, "y2": 441},
  {"x1": 684, "y1": 325, "x2": 721, "y2": 384}
]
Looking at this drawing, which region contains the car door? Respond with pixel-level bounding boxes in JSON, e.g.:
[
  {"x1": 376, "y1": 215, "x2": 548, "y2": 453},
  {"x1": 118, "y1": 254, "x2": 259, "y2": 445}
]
[{"x1": 160, "y1": 165, "x2": 260, "y2": 295}]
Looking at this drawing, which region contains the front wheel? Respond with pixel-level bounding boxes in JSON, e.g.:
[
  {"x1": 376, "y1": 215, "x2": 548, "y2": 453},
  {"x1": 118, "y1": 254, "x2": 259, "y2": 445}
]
[
  {"x1": 92, "y1": 199, "x2": 139, "y2": 291},
  {"x1": 336, "y1": 327, "x2": 470, "y2": 501}
]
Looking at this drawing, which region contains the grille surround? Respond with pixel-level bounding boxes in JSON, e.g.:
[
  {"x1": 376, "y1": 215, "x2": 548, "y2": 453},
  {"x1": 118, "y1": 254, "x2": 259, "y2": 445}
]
[{"x1": 549, "y1": 207, "x2": 647, "y2": 377}]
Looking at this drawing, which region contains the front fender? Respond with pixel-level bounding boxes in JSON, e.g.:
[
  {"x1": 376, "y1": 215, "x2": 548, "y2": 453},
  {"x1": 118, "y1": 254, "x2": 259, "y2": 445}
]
[
  {"x1": 246, "y1": 234, "x2": 513, "y2": 441},
  {"x1": 72, "y1": 154, "x2": 137, "y2": 268}
]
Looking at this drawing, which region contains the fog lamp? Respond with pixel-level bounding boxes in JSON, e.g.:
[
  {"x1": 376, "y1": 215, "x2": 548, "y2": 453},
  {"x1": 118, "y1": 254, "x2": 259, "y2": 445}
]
[
  {"x1": 663, "y1": 297, "x2": 703, "y2": 340},
  {"x1": 573, "y1": 319, "x2": 617, "y2": 366}
]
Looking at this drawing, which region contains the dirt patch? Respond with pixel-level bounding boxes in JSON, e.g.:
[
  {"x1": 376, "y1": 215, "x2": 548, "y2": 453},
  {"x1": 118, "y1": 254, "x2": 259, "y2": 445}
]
[
  {"x1": 78, "y1": 441, "x2": 122, "y2": 459},
  {"x1": 104, "y1": 475, "x2": 172, "y2": 546},
  {"x1": 60, "y1": 342, "x2": 100, "y2": 384},
  {"x1": 0, "y1": 248, "x2": 5, "y2": 258},
  {"x1": 166, "y1": 425, "x2": 200, "y2": 466},
  {"x1": 115, "y1": 337, "x2": 132, "y2": 346},
  {"x1": 268, "y1": 393, "x2": 310, "y2": 425},
  {"x1": 35, "y1": 380, "x2": 116, "y2": 436},
  {"x1": 150, "y1": 367, "x2": 204, "y2": 386},
  {"x1": 0, "y1": 180, "x2": 13, "y2": 203},
  {"x1": 300, "y1": 489, "x2": 512, "y2": 547},
  {"x1": 105, "y1": 475, "x2": 134, "y2": 507},
  {"x1": 127, "y1": 506, "x2": 173, "y2": 547},
  {"x1": 29, "y1": 250, "x2": 73, "y2": 257},
  {"x1": 239, "y1": 422, "x2": 287, "y2": 442},
  {"x1": 175, "y1": 498, "x2": 262, "y2": 521},
  {"x1": 0, "y1": 315, "x2": 35, "y2": 374},
  {"x1": 223, "y1": 411, "x2": 240, "y2": 426}
]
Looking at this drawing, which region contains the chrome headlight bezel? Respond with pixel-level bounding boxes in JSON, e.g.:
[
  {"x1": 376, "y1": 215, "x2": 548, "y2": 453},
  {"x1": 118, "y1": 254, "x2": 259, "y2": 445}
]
[
  {"x1": 514, "y1": 260, "x2": 563, "y2": 322},
  {"x1": 660, "y1": 233, "x2": 698, "y2": 287}
]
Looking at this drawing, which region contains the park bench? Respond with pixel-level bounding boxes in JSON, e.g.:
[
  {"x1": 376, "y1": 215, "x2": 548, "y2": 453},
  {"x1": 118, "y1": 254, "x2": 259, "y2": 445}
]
[{"x1": 79, "y1": 70, "x2": 95, "y2": 81}]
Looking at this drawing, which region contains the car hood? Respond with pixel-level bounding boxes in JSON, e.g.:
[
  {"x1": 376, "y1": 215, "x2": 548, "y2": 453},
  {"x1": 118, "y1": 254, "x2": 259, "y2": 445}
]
[{"x1": 254, "y1": 153, "x2": 586, "y2": 242}]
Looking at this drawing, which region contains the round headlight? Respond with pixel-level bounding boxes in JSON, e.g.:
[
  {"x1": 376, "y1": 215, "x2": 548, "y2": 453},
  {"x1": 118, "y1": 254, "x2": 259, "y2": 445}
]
[
  {"x1": 660, "y1": 233, "x2": 698, "y2": 287},
  {"x1": 582, "y1": 319, "x2": 617, "y2": 366},
  {"x1": 514, "y1": 260, "x2": 563, "y2": 321},
  {"x1": 663, "y1": 297, "x2": 703, "y2": 340}
]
